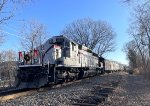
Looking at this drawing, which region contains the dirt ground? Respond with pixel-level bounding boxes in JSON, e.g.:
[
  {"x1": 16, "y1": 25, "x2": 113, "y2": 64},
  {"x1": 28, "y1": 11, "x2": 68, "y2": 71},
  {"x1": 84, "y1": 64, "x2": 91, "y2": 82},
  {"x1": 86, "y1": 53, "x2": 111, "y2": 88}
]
[{"x1": 109, "y1": 72, "x2": 150, "y2": 106}]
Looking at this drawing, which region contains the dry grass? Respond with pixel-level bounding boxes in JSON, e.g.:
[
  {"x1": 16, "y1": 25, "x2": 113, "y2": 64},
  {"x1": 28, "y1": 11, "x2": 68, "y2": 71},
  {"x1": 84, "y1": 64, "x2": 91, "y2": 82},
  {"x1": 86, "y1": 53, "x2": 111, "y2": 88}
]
[
  {"x1": 142, "y1": 69, "x2": 150, "y2": 80},
  {"x1": 133, "y1": 68, "x2": 140, "y2": 75}
]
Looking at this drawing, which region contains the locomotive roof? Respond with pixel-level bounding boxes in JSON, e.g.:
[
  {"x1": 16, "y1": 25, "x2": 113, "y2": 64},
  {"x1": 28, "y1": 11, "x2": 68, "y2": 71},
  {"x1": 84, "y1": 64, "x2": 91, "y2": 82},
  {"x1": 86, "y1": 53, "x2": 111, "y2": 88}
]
[
  {"x1": 105, "y1": 59, "x2": 125, "y2": 66},
  {"x1": 48, "y1": 35, "x2": 102, "y2": 58},
  {"x1": 51, "y1": 35, "x2": 78, "y2": 45}
]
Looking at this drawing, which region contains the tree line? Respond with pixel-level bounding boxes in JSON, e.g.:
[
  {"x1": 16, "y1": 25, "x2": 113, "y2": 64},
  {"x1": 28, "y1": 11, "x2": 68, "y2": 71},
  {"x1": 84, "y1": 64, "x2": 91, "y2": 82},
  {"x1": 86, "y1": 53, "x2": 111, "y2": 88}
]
[
  {"x1": 0, "y1": 18, "x2": 116, "y2": 62},
  {"x1": 3, "y1": 0, "x2": 149, "y2": 73},
  {"x1": 123, "y1": 0, "x2": 150, "y2": 77},
  {"x1": 0, "y1": 1, "x2": 116, "y2": 81},
  {"x1": 1, "y1": 0, "x2": 150, "y2": 83}
]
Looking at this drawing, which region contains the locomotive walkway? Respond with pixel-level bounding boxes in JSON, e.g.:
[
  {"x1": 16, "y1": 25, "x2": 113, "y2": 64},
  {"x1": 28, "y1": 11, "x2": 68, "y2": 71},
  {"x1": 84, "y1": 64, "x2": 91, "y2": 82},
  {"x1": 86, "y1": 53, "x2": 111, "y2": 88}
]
[{"x1": 1, "y1": 72, "x2": 150, "y2": 106}]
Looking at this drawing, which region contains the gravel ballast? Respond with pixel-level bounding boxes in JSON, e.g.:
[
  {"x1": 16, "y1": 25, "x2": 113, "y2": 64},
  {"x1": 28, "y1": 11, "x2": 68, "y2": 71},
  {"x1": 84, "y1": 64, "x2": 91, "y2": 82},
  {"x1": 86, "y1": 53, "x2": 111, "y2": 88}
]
[{"x1": 1, "y1": 72, "x2": 150, "y2": 106}]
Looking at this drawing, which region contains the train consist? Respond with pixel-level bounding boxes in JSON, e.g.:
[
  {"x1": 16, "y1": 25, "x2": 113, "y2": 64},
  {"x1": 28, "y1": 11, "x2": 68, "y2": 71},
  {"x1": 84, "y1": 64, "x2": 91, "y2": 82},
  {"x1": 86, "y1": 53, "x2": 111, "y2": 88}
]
[
  {"x1": 105, "y1": 59, "x2": 125, "y2": 73},
  {"x1": 17, "y1": 35, "x2": 125, "y2": 88}
]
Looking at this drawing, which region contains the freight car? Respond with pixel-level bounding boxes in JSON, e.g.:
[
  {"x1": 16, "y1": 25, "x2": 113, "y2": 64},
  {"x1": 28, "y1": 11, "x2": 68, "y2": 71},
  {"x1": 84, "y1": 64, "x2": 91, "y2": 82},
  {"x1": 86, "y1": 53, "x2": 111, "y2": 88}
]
[
  {"x1": 105, "y1": 60, "x2": 125, "y2": 73},
  {"x1": 16, "y1": 35, "x2": 105, "y2": 88}
]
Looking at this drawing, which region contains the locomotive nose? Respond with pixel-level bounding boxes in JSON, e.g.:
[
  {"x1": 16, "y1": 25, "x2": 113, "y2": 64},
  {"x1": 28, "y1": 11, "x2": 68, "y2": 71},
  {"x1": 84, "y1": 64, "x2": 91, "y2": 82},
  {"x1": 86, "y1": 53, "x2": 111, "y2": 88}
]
[
  {"x1": 16, "y1": 65, "x2": 48, "y2": 88},
  {"x1": 18, "y1": 49, "x2": 40, "y2": 65}
]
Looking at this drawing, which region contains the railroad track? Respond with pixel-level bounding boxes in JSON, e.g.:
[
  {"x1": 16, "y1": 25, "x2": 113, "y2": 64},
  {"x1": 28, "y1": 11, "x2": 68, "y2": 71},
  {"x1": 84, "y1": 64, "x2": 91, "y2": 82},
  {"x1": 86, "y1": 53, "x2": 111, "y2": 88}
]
[
  {"x1": 0, "y1": 75, "x2": 94, "y2": 102},
  {"x1": 0, "y1": 87, "x2": 29, "y2": 96},
  {"x1": 0, "y1": 72, "x2": 122, "y2": 105},
  {"x1": 0, "y1": 87, "x2": 38, "y2": 102}
]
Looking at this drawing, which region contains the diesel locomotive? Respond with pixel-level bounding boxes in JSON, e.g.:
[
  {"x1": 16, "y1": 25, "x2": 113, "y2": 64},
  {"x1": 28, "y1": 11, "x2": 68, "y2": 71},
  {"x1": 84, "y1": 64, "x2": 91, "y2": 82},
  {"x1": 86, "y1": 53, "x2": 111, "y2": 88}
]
[{"x1": 16, "y1": 35, "x2": 105, "y2": 88}]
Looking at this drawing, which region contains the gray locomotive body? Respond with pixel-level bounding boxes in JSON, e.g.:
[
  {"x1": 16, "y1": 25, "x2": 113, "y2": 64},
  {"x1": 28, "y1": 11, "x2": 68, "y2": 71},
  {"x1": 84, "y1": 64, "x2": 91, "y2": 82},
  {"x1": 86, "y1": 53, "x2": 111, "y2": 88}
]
[{"x1": 17, "y1": 35, "x2": 105, "y2": 88}]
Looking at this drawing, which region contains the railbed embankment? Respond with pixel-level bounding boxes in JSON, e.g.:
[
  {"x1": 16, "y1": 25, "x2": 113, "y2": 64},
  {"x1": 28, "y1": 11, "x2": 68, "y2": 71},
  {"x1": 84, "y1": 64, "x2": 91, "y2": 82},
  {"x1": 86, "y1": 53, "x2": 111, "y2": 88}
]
[{"x1": 2, "y1": 72, "x2": 149, "y2": 106}]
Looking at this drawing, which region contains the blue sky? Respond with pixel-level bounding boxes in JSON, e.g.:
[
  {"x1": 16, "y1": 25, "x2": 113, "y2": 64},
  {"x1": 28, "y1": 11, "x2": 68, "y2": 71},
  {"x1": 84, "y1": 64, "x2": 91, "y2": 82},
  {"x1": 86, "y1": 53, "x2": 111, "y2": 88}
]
[{"x1": 0, "y1": 0, "x2": 130, "y2": 64}]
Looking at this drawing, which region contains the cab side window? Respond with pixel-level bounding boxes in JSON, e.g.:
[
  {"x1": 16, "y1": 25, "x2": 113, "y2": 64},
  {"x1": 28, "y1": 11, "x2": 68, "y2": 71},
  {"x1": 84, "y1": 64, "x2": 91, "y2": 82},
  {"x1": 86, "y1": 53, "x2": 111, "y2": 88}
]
[
  {"x1": 72, "y1": 42, "x2": 76, "y2": 51},
  {"x1": 56, "y1": 49, "x2": 59, "y2": 59},
  {"x1": 62, "y1": 48, "x2": 70, "y2": 58}
]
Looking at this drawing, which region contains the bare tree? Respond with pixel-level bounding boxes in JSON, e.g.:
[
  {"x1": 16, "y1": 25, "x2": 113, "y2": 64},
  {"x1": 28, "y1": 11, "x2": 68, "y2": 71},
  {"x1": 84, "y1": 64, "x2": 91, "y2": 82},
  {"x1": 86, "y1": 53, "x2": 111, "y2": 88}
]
[
  {"x1": 61, "y1": 18, "x2": 116, "y2": 56},
  {"x1": 123, "y1": 0, "x2": 150, "y2": 3},
  {"x1": 20, "y1": 19, "x2": 48, "y2": 51},
  {"x1": 0, "y1": 0, "x2": 33, "y2": 24},
  {"x1": 0, "y1": 34, "x2": 4, "y2": 45},
  {"x1": 124, "y1": 1, "x2": 150, "y2": 76},
  {"x1": 130, "y1": 2, "x2": 150, "y2": 60},
  {"x1": 122, "y1": 0, "x2": 150, "y2": 9},
  {"x1": 124, "y1": 40, "x2": 144, "y2": 69},
  {"x1": 1, "y1": 50, "x2": 17, "y2": 61},
  {"x1": 0, "y1": 0, "x2": 33, "y2": 45},
  {"x1": 0, "y1": 50, "x2": 17, "y2": 86}
]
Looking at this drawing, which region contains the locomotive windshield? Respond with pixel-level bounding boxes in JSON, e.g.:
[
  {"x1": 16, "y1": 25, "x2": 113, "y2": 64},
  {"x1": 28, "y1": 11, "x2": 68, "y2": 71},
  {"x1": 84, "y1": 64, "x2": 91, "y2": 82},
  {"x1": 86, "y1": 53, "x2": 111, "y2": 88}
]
[
  {"x1": 56, "y1": 38, "x2": 64, "y2": 42},
  {"x1": 62, "y1": 40, "x2": 70, "y2": 57},
  {"x1": 49, "y1": 37, "x2": 71, "y2": 58}
]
